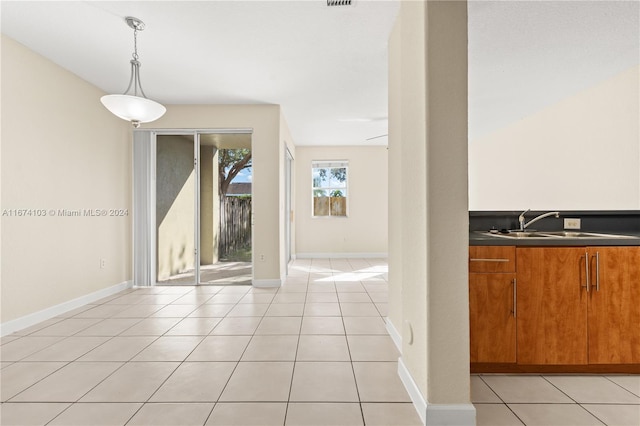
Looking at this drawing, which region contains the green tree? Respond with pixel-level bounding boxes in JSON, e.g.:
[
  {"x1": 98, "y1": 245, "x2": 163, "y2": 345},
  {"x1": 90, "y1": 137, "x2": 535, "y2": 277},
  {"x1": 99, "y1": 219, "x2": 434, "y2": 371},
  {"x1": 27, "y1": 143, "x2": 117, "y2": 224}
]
[
  {"x1": 218, "y1": 149, "x2": 252, "y2": 198},
  {"x1": 317, "y1": 167, "x2": 346, "y2": 184}
]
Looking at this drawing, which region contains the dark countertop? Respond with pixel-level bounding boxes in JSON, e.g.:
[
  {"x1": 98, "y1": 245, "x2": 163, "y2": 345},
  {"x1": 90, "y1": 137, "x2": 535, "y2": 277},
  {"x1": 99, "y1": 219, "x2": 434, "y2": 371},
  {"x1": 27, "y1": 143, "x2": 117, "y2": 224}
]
[{"x1": 470, "y1": 231, "x2": 640, "y2": 247}]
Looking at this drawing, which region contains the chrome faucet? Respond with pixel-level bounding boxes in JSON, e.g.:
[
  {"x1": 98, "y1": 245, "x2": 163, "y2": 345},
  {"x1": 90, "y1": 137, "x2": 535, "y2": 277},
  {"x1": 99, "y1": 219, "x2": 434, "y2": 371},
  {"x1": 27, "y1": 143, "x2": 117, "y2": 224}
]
[{"x1": 518, "y1": 209, "x2": 560, "y2": 231}]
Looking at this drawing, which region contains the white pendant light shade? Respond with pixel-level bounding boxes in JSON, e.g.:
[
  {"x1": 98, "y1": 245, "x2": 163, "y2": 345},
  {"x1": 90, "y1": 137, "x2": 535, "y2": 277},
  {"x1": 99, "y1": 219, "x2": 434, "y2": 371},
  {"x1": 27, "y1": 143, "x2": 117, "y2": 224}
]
[{"x1": 101, "y1": 94, "x2": 166, "y2": 125}]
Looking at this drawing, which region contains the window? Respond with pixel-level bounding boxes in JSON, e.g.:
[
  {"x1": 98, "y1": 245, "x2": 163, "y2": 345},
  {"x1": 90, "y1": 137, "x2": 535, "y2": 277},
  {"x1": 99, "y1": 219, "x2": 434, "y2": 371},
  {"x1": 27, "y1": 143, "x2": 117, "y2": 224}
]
[{"x1": 312, "y1": 160, "x2": 348, "y2": 217}]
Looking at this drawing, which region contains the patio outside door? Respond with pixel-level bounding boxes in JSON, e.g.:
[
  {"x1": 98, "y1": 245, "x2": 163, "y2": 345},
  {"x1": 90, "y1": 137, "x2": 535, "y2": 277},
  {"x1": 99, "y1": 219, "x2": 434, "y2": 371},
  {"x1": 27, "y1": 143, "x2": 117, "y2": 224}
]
[{"x1": 133, "y1": 129, "x2": 253, "y2": 286}]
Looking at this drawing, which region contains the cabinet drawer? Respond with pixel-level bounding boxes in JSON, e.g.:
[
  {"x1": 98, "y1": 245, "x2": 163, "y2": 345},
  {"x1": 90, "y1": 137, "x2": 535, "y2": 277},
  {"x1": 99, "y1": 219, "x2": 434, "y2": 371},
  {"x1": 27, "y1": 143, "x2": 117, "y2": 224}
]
[{"x1": 469, "y1": 246, "x2": 516, "y2": 273}]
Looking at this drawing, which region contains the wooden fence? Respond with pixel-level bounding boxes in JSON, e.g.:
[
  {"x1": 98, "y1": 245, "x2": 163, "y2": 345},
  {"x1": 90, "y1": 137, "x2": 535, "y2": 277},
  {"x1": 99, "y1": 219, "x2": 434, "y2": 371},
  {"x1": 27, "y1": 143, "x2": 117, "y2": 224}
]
[{"x1": 219, "y1": 197, "x2": 252, "y2": 256}]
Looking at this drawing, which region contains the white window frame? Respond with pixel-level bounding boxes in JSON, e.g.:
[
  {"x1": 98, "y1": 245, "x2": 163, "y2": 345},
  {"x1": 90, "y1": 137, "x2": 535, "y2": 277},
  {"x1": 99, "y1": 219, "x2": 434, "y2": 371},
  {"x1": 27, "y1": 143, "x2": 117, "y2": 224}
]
[{"x1": 311, "y1": 160, "x2": 349, "y2": 218}]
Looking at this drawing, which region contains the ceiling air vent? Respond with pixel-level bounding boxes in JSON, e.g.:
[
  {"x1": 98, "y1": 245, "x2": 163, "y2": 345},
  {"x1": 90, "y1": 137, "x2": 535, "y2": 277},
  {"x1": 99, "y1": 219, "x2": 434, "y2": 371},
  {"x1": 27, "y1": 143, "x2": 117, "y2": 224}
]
[{"x1": 327, "y1": 0, "x2": 353, "y2": 6}]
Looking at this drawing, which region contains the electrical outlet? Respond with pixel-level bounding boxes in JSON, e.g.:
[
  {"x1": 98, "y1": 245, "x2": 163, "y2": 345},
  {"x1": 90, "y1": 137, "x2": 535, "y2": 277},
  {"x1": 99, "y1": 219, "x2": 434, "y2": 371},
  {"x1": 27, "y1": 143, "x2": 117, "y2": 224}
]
[
  {"x1": 100, "y1": 258, "x2": 106, "y2": 269},
  {"x1": 564, "y1": 218, "x2": 581, "y2": 230},
  {"x1": 259, "y1": 254, "x2": 265, "y2": 262}
]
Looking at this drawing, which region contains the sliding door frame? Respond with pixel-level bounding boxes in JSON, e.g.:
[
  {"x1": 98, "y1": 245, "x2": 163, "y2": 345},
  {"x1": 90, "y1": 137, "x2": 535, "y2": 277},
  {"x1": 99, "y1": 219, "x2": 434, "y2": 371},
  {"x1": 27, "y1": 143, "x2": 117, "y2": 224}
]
[{"x1": 133, "y1": 128, "x2": 253, "y2": 286}]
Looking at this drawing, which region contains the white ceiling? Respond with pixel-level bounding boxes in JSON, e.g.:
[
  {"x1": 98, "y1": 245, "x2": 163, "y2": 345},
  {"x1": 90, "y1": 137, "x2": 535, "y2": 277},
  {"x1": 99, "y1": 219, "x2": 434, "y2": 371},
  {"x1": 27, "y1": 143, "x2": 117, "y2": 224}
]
[
  {"x1": 468, "y1": 0, "x2": 639, "y2": 140},
  {"x1": 1, "y1": 1, "x2": 638, "y2": 146}
]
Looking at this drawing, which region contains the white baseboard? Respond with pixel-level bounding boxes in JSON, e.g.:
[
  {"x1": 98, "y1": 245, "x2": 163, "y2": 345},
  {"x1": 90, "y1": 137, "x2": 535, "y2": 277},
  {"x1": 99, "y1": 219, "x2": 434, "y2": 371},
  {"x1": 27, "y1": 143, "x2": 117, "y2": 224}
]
[
  {"x1": 398, "y1": 357, "x2": 476, "y2": 426},
  {"x1": 0, "y1": 280, "x2": 133, "y2": 337},
  {"x1": 386, "y1": 318, "x2": 402, "y2": 353},
  {"x1": 296, "y1": 252, "x2": 388, "y2": 259},
  {"x1": 252, "y1": 278, "x2": 281, "y2": 288},
  {"x1": 426, "y1": 403, "x2": 476, "y2": 426},
  {"x1": 398, "y1": 357, "x2": 427, "y2": 425}
]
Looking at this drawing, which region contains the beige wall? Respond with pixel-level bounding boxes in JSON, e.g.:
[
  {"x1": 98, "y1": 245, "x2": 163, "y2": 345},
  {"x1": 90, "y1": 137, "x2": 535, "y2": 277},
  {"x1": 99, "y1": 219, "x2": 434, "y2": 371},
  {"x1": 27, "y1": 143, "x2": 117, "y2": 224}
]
[
  {"x1": 470, "y1": 65, "x2": 640, "y2": 211},
  {"x1": 424, "y1": 1, "x2": 470, "y2": 406},
  {"x1": 391, "y1": 0, "x2": 429, "y2": 398},
  {"x1": 140, "y1": 105, "x2": 286, "y2": 283},
  {"x1": 295, "y1": 146, "x2": 388, "y2": 256},
  {"x1": 1, "y1": 35, "x2": 131, "y2": 322},
  {"x1": 387, "y1": 11, "x2": 403, "y2": 340},
  {"x1": 388, "y1": 0, "x2": 471, "y2": 419}
]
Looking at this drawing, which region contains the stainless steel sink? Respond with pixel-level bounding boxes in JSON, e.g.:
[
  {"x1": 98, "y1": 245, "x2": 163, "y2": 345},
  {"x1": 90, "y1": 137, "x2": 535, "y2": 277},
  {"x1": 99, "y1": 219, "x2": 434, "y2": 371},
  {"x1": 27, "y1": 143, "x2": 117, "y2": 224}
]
[
  {"x1": 538, "y1": 231, "x2": 636, "y2": 239},
  {"x1": 507, "y1": 232, "x2": 549, "y2": 238},
  {"x1": 482, "y1": 231, "x2": 636, "y2": 239},
  {"x1": 482, "y1": 231, "x2": 552, "y2": 239}
]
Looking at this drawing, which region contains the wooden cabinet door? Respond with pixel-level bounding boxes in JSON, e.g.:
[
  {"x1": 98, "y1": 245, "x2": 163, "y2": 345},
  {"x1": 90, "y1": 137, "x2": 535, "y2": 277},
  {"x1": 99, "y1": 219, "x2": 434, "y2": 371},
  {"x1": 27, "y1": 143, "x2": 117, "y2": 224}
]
[
  {"x1": 516, "y1": 247, "x2": 588, "y2": 365},
  {"x1": 588, "y1": 246, "x2": 640, "y2": 364},
  {"x1": 469, "y1": 273, "x2": 517, "y2": 363}
]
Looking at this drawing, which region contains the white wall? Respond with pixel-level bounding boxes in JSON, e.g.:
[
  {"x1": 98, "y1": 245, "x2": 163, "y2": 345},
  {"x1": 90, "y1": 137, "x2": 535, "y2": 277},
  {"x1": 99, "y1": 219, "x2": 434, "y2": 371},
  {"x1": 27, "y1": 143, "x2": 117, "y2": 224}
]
[
  {"x1": 387, "y1": 14, "x2": 403, "y2": 336},
  {"x1": 390, "y1": 0, "x2": 429, "y2": 401},
  {"x1": 389, "y1": 1, "x2": 472, "y2": 423},
  {"x1": 1, "y1": 37, "x2": 297, "y2": 323},
  {"x1": 469, "y1": 65, "x2": 640, "y2": 210},
  {"x1": 1, "y1": 35, "x2": 131, "y2": 323},
  {"x1": 295, "y1": 146, "x2": 388, "y2": 257},
  {"x1": 140, "y1": 105, "x2": 290, "y2": 285}
]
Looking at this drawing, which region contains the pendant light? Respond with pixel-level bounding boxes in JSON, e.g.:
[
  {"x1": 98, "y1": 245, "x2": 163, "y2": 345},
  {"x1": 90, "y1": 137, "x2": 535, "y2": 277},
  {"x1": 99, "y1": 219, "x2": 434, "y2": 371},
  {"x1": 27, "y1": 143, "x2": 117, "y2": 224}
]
[{"x1": 101, "y1": 17, "x2": 166, "y2": 128}]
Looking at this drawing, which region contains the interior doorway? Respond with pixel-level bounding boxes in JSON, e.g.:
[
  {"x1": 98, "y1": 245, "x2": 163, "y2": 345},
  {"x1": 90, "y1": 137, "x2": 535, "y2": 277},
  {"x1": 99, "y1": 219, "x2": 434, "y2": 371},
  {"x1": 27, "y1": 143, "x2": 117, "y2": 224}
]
[{"x1": 134, "y1": 129, "x2": 253, "y2": 286}]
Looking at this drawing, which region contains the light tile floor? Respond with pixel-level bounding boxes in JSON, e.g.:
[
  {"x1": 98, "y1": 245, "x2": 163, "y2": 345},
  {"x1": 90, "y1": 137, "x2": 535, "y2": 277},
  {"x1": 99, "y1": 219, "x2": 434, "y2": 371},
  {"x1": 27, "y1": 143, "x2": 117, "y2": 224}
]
[
  {"x1": 159, "y1": 262, "x2": 252, "y2": 286},
  {"x1": 2, "y1": 258, "x2": 639, "y2": 425},
  {"x1": 0, "y1": 258, "x2": 421, "y2": 426},
  {"x1": 473, "y1": 375, "x2": 640, "y2": 426}
]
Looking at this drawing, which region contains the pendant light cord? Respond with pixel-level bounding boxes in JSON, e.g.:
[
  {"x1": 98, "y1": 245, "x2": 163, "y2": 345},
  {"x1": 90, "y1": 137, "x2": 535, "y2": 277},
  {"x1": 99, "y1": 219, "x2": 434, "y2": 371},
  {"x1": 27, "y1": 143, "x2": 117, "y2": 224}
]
[
  {"x1": 133, "y1": 27, "x2": 139, "y2": 61},
  {"x1": 123, "y1": 24, "x2": 147, "y2": 98}
]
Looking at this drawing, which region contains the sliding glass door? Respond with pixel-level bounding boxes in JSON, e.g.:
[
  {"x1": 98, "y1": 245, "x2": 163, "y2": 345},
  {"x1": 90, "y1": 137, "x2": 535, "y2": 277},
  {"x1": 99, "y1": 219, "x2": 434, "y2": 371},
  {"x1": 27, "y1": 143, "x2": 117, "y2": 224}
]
[
  {"x1": 155, "y1": 134, "x2": 198, "y2": 285},
  {"x1": 132, "y1": 129, "x2": 253, "y2": 286}
]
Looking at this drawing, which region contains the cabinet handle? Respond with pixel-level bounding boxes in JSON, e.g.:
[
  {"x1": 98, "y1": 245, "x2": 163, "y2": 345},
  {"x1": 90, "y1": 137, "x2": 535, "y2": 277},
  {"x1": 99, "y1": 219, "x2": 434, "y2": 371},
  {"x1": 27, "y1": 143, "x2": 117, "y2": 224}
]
[
  {"x1": 512, "y1": 278, "x2": 517, "y2": 318},
  {"x1": 583, "y1": 252, "x2": 590, "y2": 292},
  {"x1": 595, "y1": 252, "x2": 600, "y2": 292},
  {"x1": 469, "y1": 258, "x2": 509, "y2": 262}
]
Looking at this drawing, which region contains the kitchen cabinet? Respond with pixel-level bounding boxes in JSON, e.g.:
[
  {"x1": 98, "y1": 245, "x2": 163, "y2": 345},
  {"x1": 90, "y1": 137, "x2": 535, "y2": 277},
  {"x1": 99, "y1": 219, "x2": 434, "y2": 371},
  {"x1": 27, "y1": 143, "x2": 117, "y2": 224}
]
[
  {"x1": 516, "y1": 246, "x2": 640, "y2": 366},
  {"x1": 516, "y1": 247, "x2": 588, "y2": 365},
  {"x1": 469, "y1": 246, "x2": 516, "y2": 363},
  {"x1": 469, "y1": 273, "x2": 517, "y2": 362},
  {"x1": 588, "y1": 247, "x2": 640, "y2": 364}
]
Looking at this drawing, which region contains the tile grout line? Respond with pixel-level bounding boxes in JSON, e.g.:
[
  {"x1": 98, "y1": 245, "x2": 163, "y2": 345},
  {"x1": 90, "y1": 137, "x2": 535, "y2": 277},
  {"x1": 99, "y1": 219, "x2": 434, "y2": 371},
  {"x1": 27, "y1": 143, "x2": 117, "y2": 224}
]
[
  {"x1": 283, "y1": 270, "x2": 311, "y2": 426},
  {"x1": 540, "y1": 375, "x2": 631, "y2": 426},
  {"x1": 478, "y1": 375, "x2": 527, "y2": 426},
  {"x1": 540, "y1": 375, "x2": 583, "y2": 405},
  {"x1": 151, "y1": 283, "x2": 252, "y2": 425},
  {"x1": 5, "y1": 260, "x2": 411, "y2": 425},
  {"x1": 339, "y1": 281, "x2": 367, "y2": 426},
  {"x1": 602, "y1": 375, "x2": 640, "y2": 399},
  {"x1": 12, "y1": 285, "x2": 220, "y2": 422}
]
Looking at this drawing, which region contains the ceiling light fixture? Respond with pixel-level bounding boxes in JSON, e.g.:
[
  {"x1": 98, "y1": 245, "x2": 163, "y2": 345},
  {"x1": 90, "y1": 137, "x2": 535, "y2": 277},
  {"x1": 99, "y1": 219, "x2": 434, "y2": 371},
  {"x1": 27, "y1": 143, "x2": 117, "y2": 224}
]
[{"x1": 100, "y1": 16, "x2": 166, "y2": 128}]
